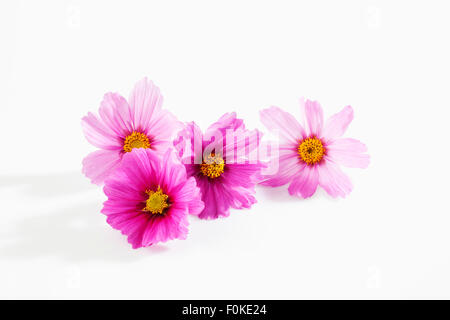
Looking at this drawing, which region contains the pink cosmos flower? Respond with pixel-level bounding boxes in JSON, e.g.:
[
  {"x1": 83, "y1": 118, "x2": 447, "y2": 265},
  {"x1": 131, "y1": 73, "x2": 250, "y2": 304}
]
[
  {"x1": 82, "y1": 78, "x2": 182, "y2": 185},
  {"x1": 102, "y1": 148, "x2": 204, "y2": 248},
  {"x1": 260, "y1": 99, "x2": 369, "y2": 198},
  {"x1": 174, "y1": 113, "x2": 264, "y2": 219}
]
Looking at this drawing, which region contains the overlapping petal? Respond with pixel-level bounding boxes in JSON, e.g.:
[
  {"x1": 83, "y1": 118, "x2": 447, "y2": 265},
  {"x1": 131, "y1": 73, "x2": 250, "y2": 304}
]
[{"x1": 260, "y1": 106, "x2": 305, "y2": 143}]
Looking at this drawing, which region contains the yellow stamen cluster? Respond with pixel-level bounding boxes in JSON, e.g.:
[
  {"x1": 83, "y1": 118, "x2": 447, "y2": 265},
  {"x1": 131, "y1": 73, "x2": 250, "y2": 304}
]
[
  {"x1": 123, "y1": 132, "x2": 150, "y2": 153},
  {"x1": 200, "y1": 153, "x2": 225, "y2": 179},
  {"x1": 298, "y1": 137, "x2": 325, "y2": 165},
  {"x1": 143, "y1": 187, "x2": 169, "y2": 215}
]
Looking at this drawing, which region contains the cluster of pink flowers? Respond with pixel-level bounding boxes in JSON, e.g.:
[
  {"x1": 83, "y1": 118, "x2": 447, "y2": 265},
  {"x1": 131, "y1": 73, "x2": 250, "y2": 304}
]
[{"x1": 82, "y1": 78, "x2": 369, "y2": 248}]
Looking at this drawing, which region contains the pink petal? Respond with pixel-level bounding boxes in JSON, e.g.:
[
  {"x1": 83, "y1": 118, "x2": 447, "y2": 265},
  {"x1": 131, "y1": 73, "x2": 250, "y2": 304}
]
[
  {"x1": 197, "y1": 179, "x2": 224, "y2": 219},
  {"x1": 81, "y1": 112, "x2": 123, "y2": 150},
  {"x1": 206, "y1": 112, "x2": 244, "y2": 134},
  {"x1": 304, "y1": 99, "x2": 324, "y2": 137},
  {"x1": 179, "y1": 177, "x2": 205, "y2": 216},
  {"x1": 173, "y1": 121, "x2": 203, "y2": 164},
  {"x1": 222, "y1": 163, "x2": 264, "y2": 188},
  {"x1": 318, "y1": 159, "x2": 353, "y2": 198},
  {"x1": 288, "y1": 165, "x2": 319, "y2": 198},
  {"x1": 326, "y1": 138, "x2": 370, "y2": 168},
  {"x1": 321, "y1": 105, "x2": 354, "y2": 141},
  {"x1": 141, "y1": 209, "x2": 189, "y2": 247},
  {"x1": 128, "y1": 77, "x2": 163, "y2": 132},
  {"x1": 120, "y1": 149, "x2": 159, "y2": 191},
  {"x1": 145, "y1": 109, "x2": 183, "y2": 153},
  {"x1": 98, "y1": 92, "x2": 133, "y2": 138},
  {"x1": 197, "y1": 182, "x2": 256, "y2": 220},
  {"x1": 158, "y1": 149, "x2": 188, "y2": 192},
  {"x1": 260, "y1": 106, "x2": 306, "y2": 143},
  {"x1": 260, "y1": 145, "x2": 303, "y2": 187},
  {"x1": 223, "y1": 127, "x2": 263, "y2": 163},
  {"x1": 82, "y1": 149, "x2": 122, "y2": 185}
]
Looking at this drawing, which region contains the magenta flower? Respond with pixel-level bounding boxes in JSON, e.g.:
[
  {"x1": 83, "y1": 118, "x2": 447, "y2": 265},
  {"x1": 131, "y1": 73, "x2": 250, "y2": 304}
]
[
  {"x1": 260, "y1": 99, "x2": 369, "y2": 198},
  {"x1": 174, "y1": 113, "x2": 264, "y2": 219},
  {"x1": 81, "y1": 78, "x2": 182, "y2": 185},
  {"x1": 101, "y1": 149, "x2": 204, "y2": 248}
]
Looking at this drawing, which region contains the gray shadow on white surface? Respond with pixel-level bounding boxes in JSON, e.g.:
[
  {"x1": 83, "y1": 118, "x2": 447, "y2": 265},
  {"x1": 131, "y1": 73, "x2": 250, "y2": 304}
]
[
  {"x1": 0, "y1": 172, "x2": 169, "y2": 262},
  {"x1": 0, "y1": 172, "x2": 92, "y2": 197}
]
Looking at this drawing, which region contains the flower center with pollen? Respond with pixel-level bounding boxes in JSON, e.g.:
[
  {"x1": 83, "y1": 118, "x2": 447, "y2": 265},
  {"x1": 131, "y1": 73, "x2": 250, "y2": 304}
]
[
  {"x1": 123, "y1": 132, "x2": 150, "y2": 153},
  {"x1": 143, "y1": 187, "x2": 169, "y2": 215},
  {"x1": 200, "y1": 153, "x2": 225, "y2": 179},
  {"x1": 298, "y1": 137, "x2": 325, "y2": 165}
]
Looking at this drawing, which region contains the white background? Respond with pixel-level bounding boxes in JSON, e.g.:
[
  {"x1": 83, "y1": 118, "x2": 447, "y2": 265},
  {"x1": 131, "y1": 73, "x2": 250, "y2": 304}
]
[{"x1": 1, "y1": 0, "x2": 449, "y2": 299}]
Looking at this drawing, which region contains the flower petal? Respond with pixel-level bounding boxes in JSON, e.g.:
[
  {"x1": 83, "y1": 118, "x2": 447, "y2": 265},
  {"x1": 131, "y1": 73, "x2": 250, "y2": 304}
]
[
  {"x1": 128, "y1": 77, "x2": 163, "y2": 132},
  {"x1": 98, "y1": 92, "x2": 133, "y2": 138},
  {"x1": 222, "y1": 163, "x2": 264, "y2": 188},
  {"x1": 304, "y1": 99, "x2": 324, "y2": 137},
  {"x1": 206, "y1": 112, "x2": 244, "y2": 134},
  {"x1": 260, "y1": 145, "x2": 303, "y2": 187},
  {"x1": 141, "y1": 208, "x2": 189, "y2": 247},
  {"x1": 81, "y1": 112, "x2": 123, "y2": 150},
  {"x1": 145, "y1": 109, "x2": 183, "y2": 153},
  {"x1": 322, "y1": 105, "x2": 353, "y2": 141},
  {"x1": 326, "y1": 138, "x2": 370, "y2": 168},
  {"x1": 178, "y1": 177, "x2": 205, "y2": 216},
  {"x1": 82, "y1": 149, "x2": 122, "y2": 185},
  {"x1": 260, "y1": 106, "x2": 306, "y2": 143},
  {"x1": 288, "y1": 165, "x2": 319, "y2": 198},
  {"x1": 158, "y1": 149, "x2": 188, "y2": 192},
  {"x1": 174, "y1": 121, "x2": 204, "y2": 164},
  {"x1": 119, "y1": 149, "x2": 159, "y2": 191},
  {"x1": 197, "y1": 178, "x2": 223, "y2": 219},
  {"x1": 318, "y1": 159, "x2": 353, "y2": 198}
]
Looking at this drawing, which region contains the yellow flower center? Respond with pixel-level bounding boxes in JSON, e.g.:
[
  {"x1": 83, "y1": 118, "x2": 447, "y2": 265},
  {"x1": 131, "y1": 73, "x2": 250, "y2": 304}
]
[
  {"x1": 200, "y1": 153, "x2": 225, "y2": 179},
  {"x1": 143, "y1": 187, "x2": 169, "y2": 215},
  {"x1": 298, "y1": 137, "x2": 325, "y2": 165},
  {"x1": 123, "y1": 132, "x2": 150, "y2": 153}
]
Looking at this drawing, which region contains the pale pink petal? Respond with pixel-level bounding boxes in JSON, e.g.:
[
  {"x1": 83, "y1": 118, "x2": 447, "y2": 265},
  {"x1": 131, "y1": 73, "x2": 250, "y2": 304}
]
[
  {"x1": 128, "y1": 77, "x2": 163, "y2": 131},
  {"x1": 326, "y1": 138, "x2": 370, "y2": 168},
  {"x1": 304, "y1": 99, "x2": 324, "y2": 137},
  {"x1": 225, "y1": 185, "x2": 257, "y2": 209},
  {"x1": 260, "y1": 106, "x2": 306, "y2": 143},
  {"x1": 288, "y1": 165, "x2": 319, "y2": 198},
  {"x1": 318, "y1": 159, "x2": 353, "y2": 198},
  {"x1": 206, "y1": 112, "x2": 244, "y2": 134},
  {"x1": 224, "y1": 128, "x2": 262, "y2": 163},
  {"x1": 98, "y1": 92, "x2": 133, "y2": 137},
  {"x1": 260, "y1": 145, "x2": 303, "y2": 187},
  {"x1": 145, "y1": 109, "x2": 183, "y2": 154},
  {"x1": 81, "y1": 112, "x2": 123, "y2": 150},
  {"x1": 82, "y1": 149, "x2": 122, "y2": 185},
  {"x1": 173, "y1": 121, "x2": 203, "y2": 164},
  {"x1": 322, "y1": 105, "x2": 353, "y2": 141}
]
